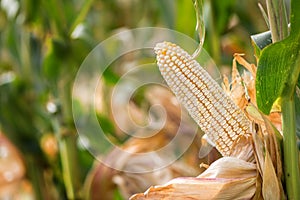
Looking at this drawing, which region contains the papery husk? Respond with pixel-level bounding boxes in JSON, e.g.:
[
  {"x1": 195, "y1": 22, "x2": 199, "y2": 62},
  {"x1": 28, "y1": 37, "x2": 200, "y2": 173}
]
[
  {"x1": 130, "y1": 177, "x2": 256, "y2": 200},
  {"x1": 262, "y1": 152, "x2": 280, "y2": 200},
  {"x1": 229, "y1": 135, "x2": 254, "y2": 163},
  {"x1": 249, "y1": 104, "x2": 284, "y2": 200},
  {"x1": 197, "y1": 157, "x2": 256, "y2": 179},
  {"x1": 130, "y1": 157, "x2": 257, "y2": 200}
]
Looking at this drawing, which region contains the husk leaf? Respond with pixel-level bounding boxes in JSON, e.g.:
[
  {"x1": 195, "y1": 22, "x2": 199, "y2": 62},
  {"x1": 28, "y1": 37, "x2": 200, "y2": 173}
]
[{"x1": 130, "y1": 157, "x2": 257, "y2": 200}]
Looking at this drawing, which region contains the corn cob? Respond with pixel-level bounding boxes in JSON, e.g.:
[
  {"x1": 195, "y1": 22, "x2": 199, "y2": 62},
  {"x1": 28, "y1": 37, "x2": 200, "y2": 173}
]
[{"x1": 154, "y1": 41, "x2": 251, "y2": 156}]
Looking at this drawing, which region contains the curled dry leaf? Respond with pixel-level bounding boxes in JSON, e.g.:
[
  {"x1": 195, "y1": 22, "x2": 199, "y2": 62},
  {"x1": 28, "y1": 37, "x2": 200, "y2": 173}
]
[
  {"x1": 130, "y1": 177, "x2": 256, "y2": 200},
  {"x1": 130, "y1": 157, "x2": 257, "y2": 200},
  {"x1": 262, "y1": 152, "x2": 280, "y2": 200}
]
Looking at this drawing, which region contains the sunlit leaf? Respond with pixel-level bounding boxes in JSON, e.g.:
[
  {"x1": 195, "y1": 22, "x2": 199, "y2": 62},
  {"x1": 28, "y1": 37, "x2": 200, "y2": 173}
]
[
  {"x1": 256, "y1": 37, "x2": 300, "y2": 114},
  {"x1": 256, "y1": 0, "x2": 300, "y2": 114}
]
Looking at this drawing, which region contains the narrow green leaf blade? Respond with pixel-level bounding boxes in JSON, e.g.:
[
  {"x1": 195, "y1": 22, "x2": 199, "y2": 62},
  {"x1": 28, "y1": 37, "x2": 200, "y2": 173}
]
[
  {"x1": 289, "y1": 0, "x2": 300, "y2": 36},
  {"x1": 295, "y1": 90, "x2": 300, "y2": 140}
]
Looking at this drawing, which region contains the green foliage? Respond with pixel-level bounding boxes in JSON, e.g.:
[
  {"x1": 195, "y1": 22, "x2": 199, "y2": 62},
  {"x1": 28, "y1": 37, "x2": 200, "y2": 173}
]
[
  {"x1": 175, "y1": 0, "x2": 196, "y2": 37},
  {"x1": 256, "y1": 36, "x2": 300, "y2": 114},
  {"x1": 256, "y1": 0, "x2": 300, "y2": 114},
  {"x1": 266, "y1": 0, "x2": 288, "y2": 42},
  {"x1": 295, "y1": 91, "x2": 300, "y2": 141}
]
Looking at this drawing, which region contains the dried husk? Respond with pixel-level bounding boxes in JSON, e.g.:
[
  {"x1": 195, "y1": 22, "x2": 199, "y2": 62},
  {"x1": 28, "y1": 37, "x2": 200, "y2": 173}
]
[
  {"x1": 130, "y1": 177, "x2": 256, "y2": 200},
  {"x1": 130, "y1": 157, "x2": 257, "y2": 200},
  {"x1": 248, "y1": 104, "x2": 284, "y2": 200},
  {"x1": 262, "y1": 151, "x2": 280, "y2": 200}
]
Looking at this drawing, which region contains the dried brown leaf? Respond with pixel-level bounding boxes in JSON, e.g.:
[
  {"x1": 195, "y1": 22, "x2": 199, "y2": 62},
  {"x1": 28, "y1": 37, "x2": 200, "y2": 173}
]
[
  {"x1": 130, "y1": 157, "x2": 257, "y2": 200},
  {"x1": 197, "y1": 157, "x2": 256, "y2": 179},
  {"x1": 130, "y1": 176, "x2": 256, "y2": 200},
  {"x1": 262, "y1": 151, "x2": 280, "y2": 200}
]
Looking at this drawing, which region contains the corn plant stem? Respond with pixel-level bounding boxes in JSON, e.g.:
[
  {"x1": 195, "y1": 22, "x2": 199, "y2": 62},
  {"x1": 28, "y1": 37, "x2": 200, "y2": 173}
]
[
  {"x1": 52, "y1": 117, "x2": 80, "y2": 199},
  {"x1": 266, "y1": 0, "x2": 288, "y2": 42},
  {"x1": 60, "y1": 134, "x2": 80, "y2": 199},
  {"x1": 281, "y1": 98, "x2": 300, "y2": 200}
]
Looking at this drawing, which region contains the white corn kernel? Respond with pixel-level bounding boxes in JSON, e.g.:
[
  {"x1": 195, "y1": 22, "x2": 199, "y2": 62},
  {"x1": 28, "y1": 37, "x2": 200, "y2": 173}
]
[{"x1": 154, "y1": 41, "x2": 251, "y2": 156}]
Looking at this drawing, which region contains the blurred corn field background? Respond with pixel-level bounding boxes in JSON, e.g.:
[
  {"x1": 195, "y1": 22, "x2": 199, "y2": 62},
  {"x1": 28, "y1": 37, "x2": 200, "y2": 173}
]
[{"x1": 0, "y1": 0, "x2": 288, "y2": 199}]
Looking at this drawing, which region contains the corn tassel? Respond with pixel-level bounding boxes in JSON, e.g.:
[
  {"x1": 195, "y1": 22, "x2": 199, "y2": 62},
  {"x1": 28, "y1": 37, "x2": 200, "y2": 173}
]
[{"x1": 154, "y1": 42, "x2": 251, "y2": 157}]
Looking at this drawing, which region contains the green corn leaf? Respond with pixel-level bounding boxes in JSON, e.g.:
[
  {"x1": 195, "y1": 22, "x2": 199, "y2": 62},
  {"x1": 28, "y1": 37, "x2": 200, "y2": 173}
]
[
  {"x1": 295, "y1": 89, "x2": 300, "y2": 140},
  {"x1": 255, "y1": 0, "x2": 300, "y2": 114},
  {"x1": 256, "y1": 36, "x2": 300, "y2": 114}
]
